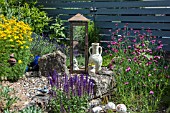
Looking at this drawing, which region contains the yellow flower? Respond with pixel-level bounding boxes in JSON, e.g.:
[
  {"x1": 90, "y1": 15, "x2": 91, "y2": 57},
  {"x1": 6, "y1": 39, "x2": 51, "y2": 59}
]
[
  {"x1": 18, "y1": 60, "x2": 22, "y2": 64},
  {"x1": 14, "y1": 36, "x2": 19, "y2": 39},
  {"x1": 9, "y1": 39, "x2": 13, "y2": 42},
  {"x1": 20, "y1": 46, "x2": 24, "y2": 49},
  {"x1": 29, "y1": 38, "x2": 33, "y2": 42},
  {"x1": 25, "y1": 46, "x2": 29, "y2": 49}
]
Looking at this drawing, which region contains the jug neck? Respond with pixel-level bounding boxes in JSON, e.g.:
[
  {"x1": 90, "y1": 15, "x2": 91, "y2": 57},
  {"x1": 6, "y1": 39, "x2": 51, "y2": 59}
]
[{"x1": 92, "y1": 43, "x2": 100, "y2": 54}]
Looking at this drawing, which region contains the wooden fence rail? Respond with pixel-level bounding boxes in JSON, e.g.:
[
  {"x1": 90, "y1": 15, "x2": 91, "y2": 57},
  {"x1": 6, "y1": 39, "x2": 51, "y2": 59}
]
[{"x1": 36, "y1": 0, "x2": 170, "y2": 51}]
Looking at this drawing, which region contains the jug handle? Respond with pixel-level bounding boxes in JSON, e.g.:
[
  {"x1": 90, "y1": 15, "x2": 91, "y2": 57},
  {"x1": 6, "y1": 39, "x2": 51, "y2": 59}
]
[
  {"x1": 99, "y1": 46, "x2": 102, "y2": 55},
  {"x1": 89, "y1": 47, "x2": 92, "y2": 55}
]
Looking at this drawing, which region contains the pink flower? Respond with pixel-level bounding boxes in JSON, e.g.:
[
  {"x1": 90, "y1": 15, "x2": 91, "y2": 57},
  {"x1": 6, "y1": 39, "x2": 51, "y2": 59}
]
[
  {"x1": 111, "y1": 41, "x2": 117, "y2": 45},
  {"x1": 124, "y1": 82, "x2": 129, "y2": 85},
  {"x1": 148, "y1": 74, "x2": 151, "y2": 76},
  {"x1": 128, "y1": 46, "x2": 131, "y2": 49},
  {"x1": 118, "y1": 38, "x2": 123, "y2": 42},
  {"x1": 141, "y1": 43, "x2": 145, "y2": 47},
  {"x1": 164, "y1": 66, "x2": 168, "y2": 69},
  {"x1": 107, "y1": 45, "x2": 111, "y2": 48},
  {"x1": 151, "y1": 40, "x2": 156, "y2": 44},
  {"x1": 124, "y1": 49, "x2": 127, "y2": 53},
  {"x1": 114, "y1": 49, "x2": 118, "y2": 53},
  {"x1": 105, "y1": 50, "x2": 108, "y2": 53},
  {"x1": 157, "y1": 44, "x2": 163, "y2": 50},
  {"x1": 125, "y1": 66, "x2": 131, "y2": 72},
  {"x1": 154, "y1": 56, "x2": 161, "y2": 59},
  {"x1": 149, "y1": 90, "x2": 154, "y2": 95}
]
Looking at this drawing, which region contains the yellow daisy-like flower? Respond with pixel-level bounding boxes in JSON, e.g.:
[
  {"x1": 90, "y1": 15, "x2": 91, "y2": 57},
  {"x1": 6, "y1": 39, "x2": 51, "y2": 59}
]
[
  {"x1": 18, "y1": 60, "x2": 22, "y2": 64},
  {"x1": 9, "y1": 39, "x2": 13, "y2": 42},
  {"x1": 25, "y1": 46, "x2": 29, "y2": 49},
  {"x1": 20, "y1": 46, "x2": 24, "y2": 49}
]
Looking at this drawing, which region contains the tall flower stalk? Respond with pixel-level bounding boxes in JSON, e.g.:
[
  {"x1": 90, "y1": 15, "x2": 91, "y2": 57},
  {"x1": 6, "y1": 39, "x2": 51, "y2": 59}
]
[
  {"x1": 106, "y1": 24, "x2": 170, "y2": 112},
  {"x1": 48, "y1": 71, "x2": 94, "y2": 113}
]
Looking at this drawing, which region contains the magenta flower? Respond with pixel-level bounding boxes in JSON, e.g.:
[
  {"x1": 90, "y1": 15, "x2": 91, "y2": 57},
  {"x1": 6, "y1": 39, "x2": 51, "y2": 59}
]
[
  {"x1": 157, "y1": 44, "x2": 163, "y2": 50},
  {"x1": 107, "y1": 45, "x2": 111, "y2": 48},
  {"x1": 154, "y1": 56, "x2": 161, "y2": 59},
  {"x1": 105, "y1": 50, "x2": 108, "y2": 53},
  {"x1": 128, "y1": 46, "x2": 131, "y2": 49},
  {"x1": 148, "y1": 74, "x2": 151, "y2": 77},
  {"x1": 111, "y1": 41, "x2": 117, "y2": 45},
  {"x1": 125, "y1": 66, "x2": 131, "y2": 72},
  {"x1": 151, "y1": 40, "x2": 156, "y2": 44},
  {"x1": 118, "y1": 38, "x2": 123, "y2": 42},
  {"x1": 124, "y1": 82, "x2": 129, "y2": 85},
  {"x1": 149, "y1": 90, "x2": 154, "y2": 95}
]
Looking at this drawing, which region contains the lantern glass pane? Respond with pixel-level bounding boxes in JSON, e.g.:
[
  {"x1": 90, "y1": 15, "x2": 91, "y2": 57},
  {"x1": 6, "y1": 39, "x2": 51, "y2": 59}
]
[{"x1": 73, "y1": 26, "x2": 85, "y2": 70}]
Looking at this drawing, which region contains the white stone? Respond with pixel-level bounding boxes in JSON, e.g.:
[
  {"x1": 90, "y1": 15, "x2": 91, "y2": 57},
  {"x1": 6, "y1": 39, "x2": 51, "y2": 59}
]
[
  {"x1": 116, "y1": 104, "x2": 127, "y2": 113},
  {"x1": 105, "y1": 102, "x2": 116, "y2": 110},
  {"x1": 92, "y1": 106, "x2": 103, "y2": 113}
]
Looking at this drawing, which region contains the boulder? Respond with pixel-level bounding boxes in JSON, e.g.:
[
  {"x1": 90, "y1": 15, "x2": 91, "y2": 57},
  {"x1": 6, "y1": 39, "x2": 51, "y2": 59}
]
[
  {"x1": 90, "y1": 67, "x2": 116, "y2": 97},
  {"x1": 38, "y1": 51, "x2": 69, "y2": 76}
]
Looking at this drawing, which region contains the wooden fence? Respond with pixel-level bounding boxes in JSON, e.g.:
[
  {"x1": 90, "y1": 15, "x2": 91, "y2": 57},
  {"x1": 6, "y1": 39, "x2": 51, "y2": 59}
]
[{"x1": 36, "y1": 0, "x2": 170, "y2": 51}]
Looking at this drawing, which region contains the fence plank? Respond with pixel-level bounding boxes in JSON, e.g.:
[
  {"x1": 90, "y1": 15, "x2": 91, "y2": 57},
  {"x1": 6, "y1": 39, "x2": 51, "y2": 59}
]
[
  {"x1": 94, "y1": 1, "x2": 170, "y2": 8},
  {"x1": 44, "y1": 9, "x2": 90, "y2": 15},
  {"x1": 96, "y1": 8, "x2": 170, "y2": 15},
  {"x1": 96, "y1": 22, "x2": 170, "y2": 30},
  {"x1": 95, "y1": 16, "x2": 170, "y2": 22},
  {"x1": 37, "y1": 2, "x2": 92, "y2": 8}
]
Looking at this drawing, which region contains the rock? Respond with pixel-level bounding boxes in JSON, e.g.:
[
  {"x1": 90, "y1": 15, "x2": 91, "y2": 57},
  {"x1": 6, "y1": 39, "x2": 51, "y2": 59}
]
[
  {"x1": 105, "y1": 102, "x2": 116, "y2": 110},
  {"x1": 116, "y1": 104, "x2": 127, "y2": 113},
  {"x1": 90, "y1": 73, "x2": 116, "y2": 97},
  {"x1": 92, "y1": 106, "x2": 103, "y2": 113},
  {"x1": 38, "y1": 50, "x2": 69, "y2": 76},
  {"x1": 89, "y1": 99, "x2": 102, "y2": 108}
]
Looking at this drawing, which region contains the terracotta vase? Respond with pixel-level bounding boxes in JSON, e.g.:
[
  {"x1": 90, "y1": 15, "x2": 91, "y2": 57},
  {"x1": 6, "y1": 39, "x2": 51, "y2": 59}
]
[{"x1": 88, "y1": 43, "x2": 102, "y2": 73}]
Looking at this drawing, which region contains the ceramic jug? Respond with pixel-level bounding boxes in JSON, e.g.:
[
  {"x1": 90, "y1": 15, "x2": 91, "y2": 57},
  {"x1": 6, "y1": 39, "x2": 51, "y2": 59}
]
[{"x1": 88, "y1": 43, "x2": 103, "y2": 73}]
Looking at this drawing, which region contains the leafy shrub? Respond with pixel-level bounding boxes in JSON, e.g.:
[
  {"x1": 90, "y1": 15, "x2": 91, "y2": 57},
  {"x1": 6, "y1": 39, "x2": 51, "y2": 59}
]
[
  {"x1": 0, "y1": 85, "x2": 18, "y2": 112},
  {"x1": 30, "y1": 33, "x2": 57, "y2": 57},
  {"x1": 0, "y1": 0, "x2": 51, "y2": 35},
  {"x1": 49, "y1": 16, "x2": 66, "y2": 41},
  {"x1": 105, "y1": 24, "x2": 170, "y2": 112},
  {"x1": 88, "y1": 21, "x2": 101, "y2": 46},
  {"x1": 48, "y1": 70, "x2": 94, "y2": 113},
  {"x1": 0, "y1": 15, "x2": 32, "y2": 81}
]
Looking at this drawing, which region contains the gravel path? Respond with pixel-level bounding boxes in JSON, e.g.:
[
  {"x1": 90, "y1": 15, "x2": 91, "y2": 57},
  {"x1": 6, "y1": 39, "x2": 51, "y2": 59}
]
[{"x1": 1, "y1": 71, "x2": 50, "y2": 112}]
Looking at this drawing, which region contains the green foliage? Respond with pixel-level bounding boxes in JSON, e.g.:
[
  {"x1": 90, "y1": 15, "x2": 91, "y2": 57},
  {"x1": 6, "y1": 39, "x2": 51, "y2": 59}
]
[
  {"x1": 49, "y1": 16, "x2": 66, "y2": 41},
  {"x1": 88, "y1": 21, "x2": 101, "y2": 46},
  {"x1": 48, "y1": 88, "x2": 88, "y2": 113},
  {"x1": 102, "y1": 54, "x2": 113, "y2": 67},
  {"x1": 106, "y1": 24, "x2": 170, "y2": 112},
  {"x1": 19, "y1": 106, "x2": 42, "y2": 113},
  {"x1": 30, "y1": 33, "x2": 57, "y2": 57},
  {"x1": 0, "y1": 85, "x2": 18, "y2": 112},
  {"x1": 0, "y1": 15, "x2": 32, "y2": 81},
  {"x1": 0, "y1": 0, "x2": 51, "y2": 35}
]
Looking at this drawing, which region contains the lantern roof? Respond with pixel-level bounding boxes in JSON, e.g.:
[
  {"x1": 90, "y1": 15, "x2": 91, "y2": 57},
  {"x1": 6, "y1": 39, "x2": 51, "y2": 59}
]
[{"x1": 68, "y1": 13, "x2": 89, "y2": 22}]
